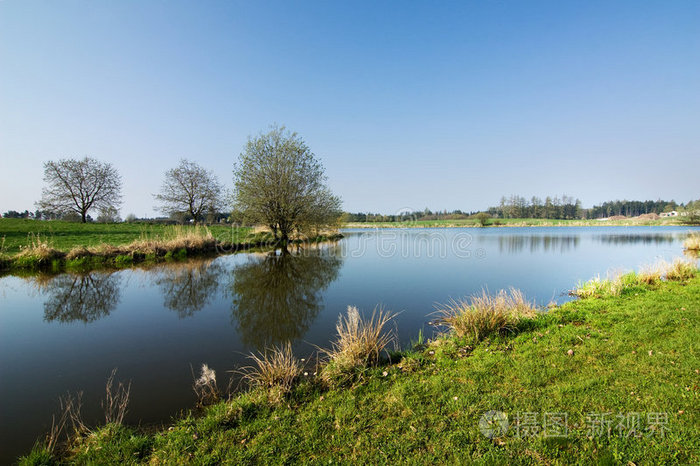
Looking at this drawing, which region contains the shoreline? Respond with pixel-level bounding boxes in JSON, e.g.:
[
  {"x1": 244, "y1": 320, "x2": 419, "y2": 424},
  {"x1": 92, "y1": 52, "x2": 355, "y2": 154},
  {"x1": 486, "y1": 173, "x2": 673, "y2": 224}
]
[
  {"x1": 20, "y1": 261, "x2": 700, "y2": 465},
  {"x1": 0, "y1": 232, "x2": 344, "y2": 275},
  {"x1": 343, "y1": 218, "x2": 696, "y2": 229}
]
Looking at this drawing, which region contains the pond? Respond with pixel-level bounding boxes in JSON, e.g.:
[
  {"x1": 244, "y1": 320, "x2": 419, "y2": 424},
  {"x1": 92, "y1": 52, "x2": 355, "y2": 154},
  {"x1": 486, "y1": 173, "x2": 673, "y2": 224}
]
[{"x1": 0, "y1": 226, "x2": 697, "y2": 463}]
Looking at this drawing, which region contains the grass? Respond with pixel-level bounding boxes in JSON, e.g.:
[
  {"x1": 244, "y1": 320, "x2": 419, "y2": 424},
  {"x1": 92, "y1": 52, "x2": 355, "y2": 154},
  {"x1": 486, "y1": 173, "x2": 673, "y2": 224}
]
[
  {"x1": 19, "y1": 263, "x2": 700, "y2": 464},
  {"x1": 240, "y1": 343, "x2": 302, "y2": 402},
  {"x1": 684, "y1": 231, "x2": 700, "y2": 251},
  {"x1": 320, "y1": 306, "x2": 397, "y2": 385},
  {"x1": 435, "y1": 288, "x2": 537, "y2": 343},
  {"x1": 0, "y1": 218, "x2": 342, "y2": 273},
  {"x1": 573, "y1": 258, "x2": 698, "y2": 298}
]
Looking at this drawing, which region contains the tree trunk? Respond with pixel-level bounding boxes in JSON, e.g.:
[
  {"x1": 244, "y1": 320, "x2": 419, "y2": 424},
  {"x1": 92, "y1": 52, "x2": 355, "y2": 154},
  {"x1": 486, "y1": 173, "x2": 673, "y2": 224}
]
[{"x1": 81, "y1": 211, "x2": 87, "y2": 223}]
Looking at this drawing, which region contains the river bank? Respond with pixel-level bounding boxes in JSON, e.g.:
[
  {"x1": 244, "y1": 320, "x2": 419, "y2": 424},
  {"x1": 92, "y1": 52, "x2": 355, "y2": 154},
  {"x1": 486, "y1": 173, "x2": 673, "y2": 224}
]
[
  {"x1": 344, "y1": 217, "x2": 695, "y2": 229},
  {"x1": 0, "y1": 219, "x2": 342, "y2": 274},
  {"x1": 21, "y1": 261, "x2": 700, "y2": 464}
]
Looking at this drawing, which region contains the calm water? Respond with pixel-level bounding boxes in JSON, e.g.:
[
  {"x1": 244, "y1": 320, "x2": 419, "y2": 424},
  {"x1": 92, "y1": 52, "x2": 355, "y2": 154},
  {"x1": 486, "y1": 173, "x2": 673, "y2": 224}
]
[{"x1": 1, "y1": 226, "x2": 697, "y2": 463}]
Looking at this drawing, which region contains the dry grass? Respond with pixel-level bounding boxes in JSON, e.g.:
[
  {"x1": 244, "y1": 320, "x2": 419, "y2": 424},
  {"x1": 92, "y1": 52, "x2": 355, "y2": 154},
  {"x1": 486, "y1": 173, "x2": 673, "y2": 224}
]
[
  {"x1": 14, "y1": 233, "x2": 63, "y2": 263},
  {"x1": 574, "y1": 258, "x2": 698, "y2": 299},
  {"x1": 240, "y1": 343, "x2": 301, "y2": 399},
  {"x1": 43, "y1": 391, "x2": 87, "y2": 453},
  {"x1": 101, "y1": 369, "x2": 131, "y2": 425},
  {"x1": 320, "y1": 306, "x2": 396, "y2": 384},
  {"x1": 683, "y1": 232, "x2": 700, "y2": 251},
  {"x1": 435, "y1": 288, "x2": 537, "y2": 342},
  {"x1": 637, "y1": 261, "x2": 665, "y2": 285},
  {"x1": 193, "y1": 363, "x2": 220, "y2": 405},
  {"x1": 120, "y1": 225, "x2": 216, "y2": 255},
  {"x1": 666, "y1": 257, "x2": 697, "y2": 281},
  {"x1": 58, "y1": 226, "x2": 217, "y2": 260}
]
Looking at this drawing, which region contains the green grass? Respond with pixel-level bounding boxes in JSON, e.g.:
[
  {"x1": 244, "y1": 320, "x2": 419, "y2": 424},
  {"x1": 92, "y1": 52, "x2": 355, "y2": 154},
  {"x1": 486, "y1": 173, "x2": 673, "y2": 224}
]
[
  {"x1": 0, "y1": 219, "x2": 342, "y2": 273},
  {"x1": 22, "y1": 268, "x2": 700, "y2": 465},
  {"x1": 0, "y1": 218, "x2": 254, "y2": 256}
]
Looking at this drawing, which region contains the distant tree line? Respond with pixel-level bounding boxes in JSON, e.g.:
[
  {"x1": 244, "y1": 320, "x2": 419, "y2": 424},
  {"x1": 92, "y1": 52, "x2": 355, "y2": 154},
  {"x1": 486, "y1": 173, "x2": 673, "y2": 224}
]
[
  {"x1": 340, "y1": 209, "x2": 476, "y2": 223},
  {"x1": 488, "y1": 195, "x2": 583, "y2": 219},
  {"x1": 585, "y1": 199, "x2": 682, "y2": 218},
  {"x1": 341, "y1": 196, "x2": 700, "y2": 222}
]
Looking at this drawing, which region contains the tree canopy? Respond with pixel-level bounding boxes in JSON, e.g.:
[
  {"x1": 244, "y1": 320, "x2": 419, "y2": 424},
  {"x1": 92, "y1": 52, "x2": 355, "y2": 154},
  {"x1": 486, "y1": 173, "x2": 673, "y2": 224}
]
[
  {"x1": 154, "y1": 159, "x2": 224, "y2": 224},
  {"x1": 232, "y1": 126, "x2": 342, "y2": 242},
  {"x1": 37, "y1": 157, "x2": 123, "y2": 223}
]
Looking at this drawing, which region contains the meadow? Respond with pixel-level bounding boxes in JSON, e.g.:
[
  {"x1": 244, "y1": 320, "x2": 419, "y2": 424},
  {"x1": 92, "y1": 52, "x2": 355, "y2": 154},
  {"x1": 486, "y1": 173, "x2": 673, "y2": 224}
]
[
  {"x1": 0, "y1": 218, "x2": 340, "y2": 273},
  {"x1": 0, "y1": 218, "x2": 252, "y2": 255}
]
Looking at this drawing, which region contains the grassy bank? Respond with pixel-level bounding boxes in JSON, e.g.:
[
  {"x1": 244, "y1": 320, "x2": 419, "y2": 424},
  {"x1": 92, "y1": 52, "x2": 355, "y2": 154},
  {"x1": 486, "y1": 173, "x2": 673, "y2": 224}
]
[
  {"x1": 0, "y1": 219, "x2": 342, "y2": 274},
  {"x1": 22, "y1": 262, "x2": 700, "y2": 464},
  {"x1": 345, "y1": 217, "x2": 694, "y2": 228}
]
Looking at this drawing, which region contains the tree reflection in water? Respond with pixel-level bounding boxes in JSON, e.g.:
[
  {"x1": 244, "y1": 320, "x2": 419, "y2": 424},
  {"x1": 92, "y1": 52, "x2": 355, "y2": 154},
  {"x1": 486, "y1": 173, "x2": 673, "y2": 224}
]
[
  {"x1": 39, "y1": 272, "x2": 122, "y2": 323},
  {"x1": 154, "y1": 259, "x2": 224, "y2": 318},
  {"x1": 230, "y1": 245, "x2": 343, "y2": 349}
]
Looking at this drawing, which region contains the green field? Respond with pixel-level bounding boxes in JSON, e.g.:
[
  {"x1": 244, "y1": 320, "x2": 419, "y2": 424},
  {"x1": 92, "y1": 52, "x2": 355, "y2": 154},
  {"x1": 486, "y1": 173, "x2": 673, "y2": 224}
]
[
  {"x1": 0, "y1": 218, "x2": 253, "y2": 256},
  {"x1": 345, "y1": 217, "x2": 687, "y2": 229},
  {"x1": 23, "y1": 270, "x2": 700, "y2": 464}
]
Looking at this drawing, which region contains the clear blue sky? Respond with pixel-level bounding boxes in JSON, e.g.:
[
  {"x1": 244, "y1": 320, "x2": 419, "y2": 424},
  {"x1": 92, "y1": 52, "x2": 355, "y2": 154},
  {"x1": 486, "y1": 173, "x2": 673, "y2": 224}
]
[{"x1": 1, "y1": 0, "x2": 699, "y2": 217}]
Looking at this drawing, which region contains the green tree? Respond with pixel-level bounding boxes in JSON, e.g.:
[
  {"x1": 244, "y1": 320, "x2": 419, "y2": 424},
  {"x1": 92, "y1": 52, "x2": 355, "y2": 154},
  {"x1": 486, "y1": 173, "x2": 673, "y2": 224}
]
[
  {"x1": 475, "y1": 212, "x2": 491, "y2": 227},
  {"x1": 232, "y1": 126, "x2": 342, "y2": 244}
]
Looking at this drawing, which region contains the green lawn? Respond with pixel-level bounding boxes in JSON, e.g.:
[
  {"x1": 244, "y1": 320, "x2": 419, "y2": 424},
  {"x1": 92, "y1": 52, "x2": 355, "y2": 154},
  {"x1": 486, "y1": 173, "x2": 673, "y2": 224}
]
[
  {"x1": 0, "y1": 218, "x2": 252, "y2": 256},
  {"x1": 23, "y1": 273, "x2": 700, "y2": 464}
]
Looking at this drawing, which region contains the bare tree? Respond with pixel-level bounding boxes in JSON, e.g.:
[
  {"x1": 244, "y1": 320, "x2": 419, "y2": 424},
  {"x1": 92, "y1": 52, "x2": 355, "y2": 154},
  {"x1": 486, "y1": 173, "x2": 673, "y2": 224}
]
[
  {"x1": 37, "y1": 157, "x2": 122, "y2": 223},
  {"x1": 154, "y1": 159, "x2": 223, "y2": 224},
  {"x1": 232, "y1": 125, "x2": 342, "y2": 243}
]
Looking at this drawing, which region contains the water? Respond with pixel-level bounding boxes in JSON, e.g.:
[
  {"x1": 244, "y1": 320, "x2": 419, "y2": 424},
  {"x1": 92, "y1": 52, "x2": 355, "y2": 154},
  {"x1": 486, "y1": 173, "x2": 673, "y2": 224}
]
[{"x1": 0, "y1": 226, "x2": 697, "y2": 463}]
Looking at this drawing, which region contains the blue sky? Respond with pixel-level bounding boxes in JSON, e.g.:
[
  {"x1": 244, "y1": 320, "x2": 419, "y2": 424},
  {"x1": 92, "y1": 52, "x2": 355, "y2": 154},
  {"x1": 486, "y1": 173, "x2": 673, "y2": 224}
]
[{"x1": 1, "y1": 0, "x2": 699, "y2": 217}]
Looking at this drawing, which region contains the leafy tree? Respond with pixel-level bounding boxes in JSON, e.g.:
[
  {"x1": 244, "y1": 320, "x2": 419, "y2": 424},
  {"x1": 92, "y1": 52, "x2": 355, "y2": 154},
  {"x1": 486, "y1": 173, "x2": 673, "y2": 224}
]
[
  {"x1": 37, "y1": 157, "x2": 122, "y2": 223},
  {"x1": 97, "y1": 206, "x2": 121, "y2": 223},
  {"x1": 154, "y1": 159, "x2": 223, "y2": 225},
  {"x1": 475, "y1": 212, "x2": 491, "y2": 226},
  {"x1": 232, "y1": 126, "x2": 342, "y2": 243}
]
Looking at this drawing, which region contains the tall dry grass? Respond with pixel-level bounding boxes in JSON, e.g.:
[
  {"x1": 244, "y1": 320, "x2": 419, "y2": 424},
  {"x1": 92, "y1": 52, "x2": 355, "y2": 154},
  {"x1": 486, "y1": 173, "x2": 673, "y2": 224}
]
[
  {"x1": 320, "y1": 306, "x2": 396, "y2": 384},
  {"x1": 574, "y1": 257, "x2": 698, "y2": 299},
  {"x1": 125, "y1": 225, "x2": 216, "y2": 254},
  {"x1": 435, "y1": 288, "x2": 537, "y2": 342},
  {"x1": 665, "y1": 257, "x2": 697, "y2": 281},
  {"x1": 683, "y1": 232, "x2": 700, "y2": 251},
  {"x1": 240, "y1": 343, "x2": 301, "y2": 399},
  {"x1": 193, "y1": 363, "x2": 220, "y2": 405},
  {"x1": 101, "y1": 369, "x2": 131, "y2": 425},
  {"x1": 14, "y1": 233, "x2": 63, "y2": 263}
]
